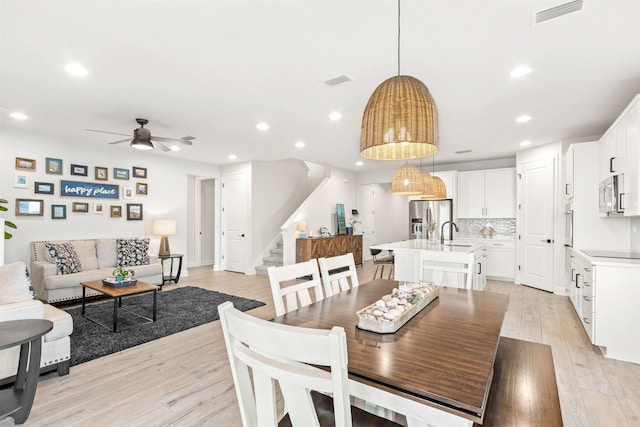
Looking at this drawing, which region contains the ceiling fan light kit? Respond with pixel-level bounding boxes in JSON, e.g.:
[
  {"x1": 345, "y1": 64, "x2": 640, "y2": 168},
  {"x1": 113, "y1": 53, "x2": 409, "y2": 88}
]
[
  {"x1": 88, "y1": 118, "x2": 195, "y2": 152},
  {"x1": 360, "y1": 0, "x2": 439, "y2": 161}
]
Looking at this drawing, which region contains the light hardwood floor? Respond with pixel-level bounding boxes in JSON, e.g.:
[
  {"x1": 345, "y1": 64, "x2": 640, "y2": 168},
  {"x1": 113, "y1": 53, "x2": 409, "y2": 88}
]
[{"x1": 2, "y1": 262, "x2": 639, "y2": 426}]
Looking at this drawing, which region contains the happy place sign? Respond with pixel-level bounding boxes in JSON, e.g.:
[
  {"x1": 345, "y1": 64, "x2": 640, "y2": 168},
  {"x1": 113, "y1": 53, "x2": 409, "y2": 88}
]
[{"x1": 61, "y1": 180, "x2": 119, "y2": 199}]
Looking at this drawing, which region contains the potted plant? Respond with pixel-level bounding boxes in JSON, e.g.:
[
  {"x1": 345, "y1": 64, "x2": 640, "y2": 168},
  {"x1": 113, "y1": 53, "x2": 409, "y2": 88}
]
[
  {"x1": 347, "y1": 216, "x2": 360, "y2": 235},
  {"x1": 0, "y1": 199, "x2": 17, "y2": 239},
  {"x1": 112, "y1": 266, "x2": 136, "y2": 282}
]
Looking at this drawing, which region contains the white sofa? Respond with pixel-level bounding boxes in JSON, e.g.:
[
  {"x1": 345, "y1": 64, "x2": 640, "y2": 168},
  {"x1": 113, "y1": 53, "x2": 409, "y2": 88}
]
[
  {"x1": 30, "y1": 238, "x2": 163, "y2": 303},
  {"x1": 0, "y1": 261, "x2": 73, "y2": 380}
]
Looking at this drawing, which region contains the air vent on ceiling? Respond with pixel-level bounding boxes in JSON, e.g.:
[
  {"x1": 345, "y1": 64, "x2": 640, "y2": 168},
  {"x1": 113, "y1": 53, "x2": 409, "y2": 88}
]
[
  {"x1": 455, "y1": 150, "x2": 472, "y2": 154},
  {"x1": 323, "y1": 74, "x2": 352, "y2": 87},
  {"x1": 534, "y1": 0, "x2": 584, "y2": 25}
]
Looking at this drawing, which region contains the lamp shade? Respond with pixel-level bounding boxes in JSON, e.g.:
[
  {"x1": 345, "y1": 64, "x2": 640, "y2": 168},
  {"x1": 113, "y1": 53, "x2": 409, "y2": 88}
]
[
  {"x1": 153, "y1": 219, "x2": 176, "y2": 236},
  {"x1": 360, "y1": 75, "x2": 439, "y2": 160},
  {"x1": 296, "y1": 221, "x2": 308, "y2": 231},
  {"x1": 421, "y1": 175, "x2": 447, "y2": 199},
  {"x1": 391, "y1": 164, "x2": 424, "y2": 195}
]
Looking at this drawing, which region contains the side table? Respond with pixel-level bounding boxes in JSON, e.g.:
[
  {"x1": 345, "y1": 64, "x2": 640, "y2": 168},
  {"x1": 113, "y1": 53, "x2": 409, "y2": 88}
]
[
  {"x1": 158, "y1": 253, "x2": 183, "y2": 285},
  {"x1": 0, "y1": 319, "x2": 53, "y2": 424}
]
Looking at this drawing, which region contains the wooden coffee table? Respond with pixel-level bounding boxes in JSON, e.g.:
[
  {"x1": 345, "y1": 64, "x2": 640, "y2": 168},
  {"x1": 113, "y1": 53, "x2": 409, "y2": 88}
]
[{"x1": 80, "y1": 280, "x2": 159, "y2": 332}]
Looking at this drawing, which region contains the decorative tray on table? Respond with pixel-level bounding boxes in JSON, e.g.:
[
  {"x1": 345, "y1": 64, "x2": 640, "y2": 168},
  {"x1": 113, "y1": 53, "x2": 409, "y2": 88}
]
[
  {"x1": 102, "y1": 278, "x2": 137, "y2": 288},
  {"x1": 356, "y1": 282, "x2": 439, "y2": 333}
]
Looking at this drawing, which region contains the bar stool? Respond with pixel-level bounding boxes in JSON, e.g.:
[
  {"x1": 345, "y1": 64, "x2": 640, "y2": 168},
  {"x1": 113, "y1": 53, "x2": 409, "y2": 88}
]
[{"x1": 370, "y1": 249, "x2": 394, "y2": 280}]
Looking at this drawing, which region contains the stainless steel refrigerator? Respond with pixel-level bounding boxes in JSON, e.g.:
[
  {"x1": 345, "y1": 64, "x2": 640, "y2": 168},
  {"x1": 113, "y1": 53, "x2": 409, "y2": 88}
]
[{"x1": 409, "y1": 199, "x2": 454, "y2": 241}]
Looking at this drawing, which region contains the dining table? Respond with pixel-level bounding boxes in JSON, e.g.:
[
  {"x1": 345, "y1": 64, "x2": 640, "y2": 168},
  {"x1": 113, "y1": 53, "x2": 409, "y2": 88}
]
[{"x1": 272, "y1": 279, "x2": 509, "y2": 426}]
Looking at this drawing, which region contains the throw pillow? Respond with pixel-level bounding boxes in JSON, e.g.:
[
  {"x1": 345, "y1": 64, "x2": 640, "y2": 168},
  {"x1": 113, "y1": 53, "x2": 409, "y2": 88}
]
[
  {"x1": 25, "y1": 267, "x2": 37, "y2": 300},
  {"x1": 45, "y1": 242, "x2": 83, "y2": 274},
  {"x1": 0, "y1": 261, "x2": 36, "y2": 304},
  {"x1": 117, "y1": 238, "x2": 150, "y2": 267}
]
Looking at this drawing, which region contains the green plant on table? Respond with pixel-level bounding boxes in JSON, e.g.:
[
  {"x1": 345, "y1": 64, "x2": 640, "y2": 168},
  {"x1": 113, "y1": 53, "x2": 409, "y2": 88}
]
[
  {"x1": 112, "y1": 266, "x2": 136, "y2": 281},
  {"x1": 0, "y1": 198, "x2": 17, "y2": 239}
]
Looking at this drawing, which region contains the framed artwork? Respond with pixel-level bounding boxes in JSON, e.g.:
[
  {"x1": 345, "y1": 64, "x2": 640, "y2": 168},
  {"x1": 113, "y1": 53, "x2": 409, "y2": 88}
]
[
  {"x1": 15, "y1": 199, "x2": 44, "y2": 216},
  {"x1": 15, "y1": 157, "x2": 36, "y2": 171},
  {"x1": 72, "y1": 202, "x2": 89, "y2": 213},
  {"x1": 93, "y1": 202, "x2": 105, "y2": 214},
  {"x1": 136, "y1": 182, "x2": 148, "y2": 195},
  {"x1": 110, "y1": 205, "x2": 122, "y2": 218},
  {"x1": 14, "y1": 172, "x2": 28, "y2": 188},
  {"x1": 113, "y1": 168, "x2": 130, "y2": 180},
  {"x1": 123, "y1": 187, "x2": 133, "y2": 199},
  {"x1": 132, "y1": 166, "x2": 147, "y2": 179},
  {"x1": 126, "y1": 203, "x2": 143, "y2": 220},
  {"x1": 34, "y1": 182, "x2": 54, "y2": 194},
  {"x1": 71, "y1": 164, "x2": 88, "y2": 176},
  {"x1": 46, "y1": 157, "x2": 63, "y2": 175},
  {"x1": 51, "y1": 205, "x2": 67, "y2": 220},
  {"x1": 95, "y1": 166, "x2": 108, "y2": 181}
]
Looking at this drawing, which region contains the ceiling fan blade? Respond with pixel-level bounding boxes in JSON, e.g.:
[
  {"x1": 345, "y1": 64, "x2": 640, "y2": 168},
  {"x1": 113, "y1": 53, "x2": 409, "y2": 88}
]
[
  {"x1": 86, "y1": 129, "x2": 131, "y2": 137},
  {"x1": 155, "y1": 141, "x2": 171, "y2": 152},
  {"x1": 152, "y1": 136, "x2": 191, "y2": 144},
  {"x1": 108, "y1": 138, "x2": 132, "y2": 145},
  {"x1": 181, "y1": 136, "x2": 196, "y2": 141}
]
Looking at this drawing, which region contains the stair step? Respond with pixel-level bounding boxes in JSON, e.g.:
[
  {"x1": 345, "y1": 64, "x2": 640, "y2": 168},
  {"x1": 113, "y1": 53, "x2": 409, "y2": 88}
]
[
  {"x1": 255, "y1": 265, "x2": 270, "y2": 276},
  {"x1": 270, "y1": 248, "x2": 283, "y2": 255},
  {"x1": 263, "y1": 255, "x2": 283, "y2": 265}
]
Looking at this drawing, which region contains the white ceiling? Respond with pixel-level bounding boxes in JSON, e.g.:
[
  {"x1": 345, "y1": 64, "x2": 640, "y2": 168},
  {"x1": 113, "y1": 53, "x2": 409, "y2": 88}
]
[{"x1": 1, "y1": 0, "x2": 639, "y2": 172}]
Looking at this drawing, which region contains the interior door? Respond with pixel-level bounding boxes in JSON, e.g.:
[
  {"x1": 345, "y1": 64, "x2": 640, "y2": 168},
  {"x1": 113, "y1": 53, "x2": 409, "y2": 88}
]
[
  {"x1": 222, "y1": 172, "x2": 247, "y2": 273},
  {"x1": 200, "y1": 178, "x2": 215, "y2": 265},
  {"x1": 518, "y1": 157, "x2": 555, "y2": 292},
  {"x1": 361, "y1": 184, "x2": 375, "y2": 261}
]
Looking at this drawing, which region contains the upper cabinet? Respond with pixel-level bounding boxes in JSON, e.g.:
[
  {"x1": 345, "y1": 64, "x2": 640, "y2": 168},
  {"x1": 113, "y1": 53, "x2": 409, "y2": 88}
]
[
  {"x1": 457, "y1": 168, "x2": 516, "y2": 218},
  {"x1": 599, "y1": 94, "x2": 640, "y2": 216}
]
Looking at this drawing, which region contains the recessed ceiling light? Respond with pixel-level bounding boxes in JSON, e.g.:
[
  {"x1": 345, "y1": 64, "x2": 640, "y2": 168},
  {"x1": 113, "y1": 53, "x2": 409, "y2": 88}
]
[
  {"x1": 9, "y1": 112, "x2": 28, "y2": 120},
  {"x1": 355, "y1": 161, "x2": 363, "y2": 166},
  {"x1": 295, "y1": 141, "x2": 305, "y2": 148},
  {"x1": 510, "y1": 66, "x2": 531, "y2": 78},
  {"x1": 228, "y1": 154, "x2": 237, "y2": 160},
  {"x1": 64, "y1": 63, "x2": 88, "y2": 76},
  {"x1": 256, "y1": 122, "x2": 269, "y2": 130},
  {"x1": 329, "y1": 112, "x2": 342, "y2": 121},
  {"x1": 516, "y1": 115, "x2": 532, "y2": 123},
  {"x1": 520, "y1": 140, "x2": 532, "y2": 146}
]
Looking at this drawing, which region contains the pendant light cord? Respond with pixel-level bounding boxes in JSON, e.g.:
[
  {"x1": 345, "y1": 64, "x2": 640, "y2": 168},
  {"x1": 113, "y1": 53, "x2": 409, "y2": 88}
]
[{"x1": 397, "y1": 0, "x2": 401, "y2": 76}]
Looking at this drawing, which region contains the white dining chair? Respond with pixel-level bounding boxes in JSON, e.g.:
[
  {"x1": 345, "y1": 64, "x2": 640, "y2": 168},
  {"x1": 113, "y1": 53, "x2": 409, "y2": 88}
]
[
  {"x1": 268, "y1": 260, "x2": 325, "y2": 316},
  {"x1": 318, "y1": 253, "x2": 360, "y2": 297},
  {"x1": 421, "y1": 251, "x2": 475, "y2": 289},
  {"x1": 218, "y1": 301, "x2": 401, "y2": 427}
]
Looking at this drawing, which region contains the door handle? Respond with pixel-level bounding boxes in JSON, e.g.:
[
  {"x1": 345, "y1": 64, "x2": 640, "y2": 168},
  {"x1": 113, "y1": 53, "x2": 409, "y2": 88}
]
[
  {"x1": 240, "y1": 234, "x2": 245, "y2": 237},
  {"x1": 540, "y1": 239, "x2": 554, "y2": 243},
  {"x1": 610, "y1": 157, "x2": 615, "y2": 173}
]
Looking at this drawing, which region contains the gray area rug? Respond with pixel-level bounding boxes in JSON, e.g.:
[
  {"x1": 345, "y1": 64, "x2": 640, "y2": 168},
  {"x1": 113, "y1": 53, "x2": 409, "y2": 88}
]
[{"x1": 66, "y1": 286, "x2": 265, "y2": 366}]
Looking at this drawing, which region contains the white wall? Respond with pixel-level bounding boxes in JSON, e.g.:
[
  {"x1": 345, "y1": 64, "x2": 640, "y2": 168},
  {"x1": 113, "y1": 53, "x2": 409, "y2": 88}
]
[
  {"x1": 370, "y1": 183, "x2": 408, "y2": 244},
  {"x1": 1, "y1": 126, "x2": 219, "y2": 267}
]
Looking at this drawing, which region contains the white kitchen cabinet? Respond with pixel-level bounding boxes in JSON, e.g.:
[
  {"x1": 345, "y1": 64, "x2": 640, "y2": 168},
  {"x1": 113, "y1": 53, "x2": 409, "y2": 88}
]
[
  {"x1": 622, "y1": 98, "x2": 640, "y2": 215},
  {"x1": 570, "y1": 250, "x2": 594, "y2": 341},
  {"x1": 565, "y1": 147, "x2": 574, "y2": 199},
  {"x1": 599, "y1": 94, "x2": 640, "y2": 183},
  {"x1": 457, "y1": 168, "x2": 515, "y2": 219},
  {"x1": 485, "y1": 241, "x2": 516, "y2": 280},
  {"x1": 472, "y1": 247, "x2": 487, "y2": 291}
]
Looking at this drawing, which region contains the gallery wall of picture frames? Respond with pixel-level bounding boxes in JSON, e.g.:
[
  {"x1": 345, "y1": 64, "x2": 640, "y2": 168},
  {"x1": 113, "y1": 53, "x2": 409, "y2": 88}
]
[{"x1": 11, "y1": 155, "x2": 150, "y2": 221}]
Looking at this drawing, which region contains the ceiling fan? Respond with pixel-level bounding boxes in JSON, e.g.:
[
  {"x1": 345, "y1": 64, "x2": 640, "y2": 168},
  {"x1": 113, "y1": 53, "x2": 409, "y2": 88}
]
[{"x1": 86, "y1": 118, "x2": 195, "y2": 152}]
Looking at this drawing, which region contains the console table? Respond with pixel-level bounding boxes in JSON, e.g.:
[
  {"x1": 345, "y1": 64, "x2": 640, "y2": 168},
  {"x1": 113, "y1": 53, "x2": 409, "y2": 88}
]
[
  {"x1": 0, "y1": 319, "x2": 53, "y2": 425},
  {"x1": 296, "y1": 234, "x2": 362, "y2": 266}
]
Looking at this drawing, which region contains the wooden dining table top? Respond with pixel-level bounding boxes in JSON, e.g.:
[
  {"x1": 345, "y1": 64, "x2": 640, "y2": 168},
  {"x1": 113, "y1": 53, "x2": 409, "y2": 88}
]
[{"x1": 272, "y1": 279, "x2": 509, "y2": 421}]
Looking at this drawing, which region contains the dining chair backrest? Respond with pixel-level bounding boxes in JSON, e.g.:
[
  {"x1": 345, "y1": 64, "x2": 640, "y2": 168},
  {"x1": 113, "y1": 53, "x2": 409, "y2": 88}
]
[
  {"x1": 218, "y1": 301, "x2": 352, "y2": 427},
  {"x1": 318, "y1": 253, "x2": 360, "y2": 297},
  {"x1": 421, "y1": 251, "x2": 475, "y2": 289},
  {"x1": 268, "y1": 260, "x2": 324, "y2": 316}
]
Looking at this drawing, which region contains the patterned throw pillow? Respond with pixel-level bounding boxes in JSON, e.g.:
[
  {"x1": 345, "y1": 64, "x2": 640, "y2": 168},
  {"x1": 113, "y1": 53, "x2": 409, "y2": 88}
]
[
  {"x1": 117, "y1": 238, "x2": 150, "y2": 267},
  {"x1": 25, "y1": 267, "x2": 37, "y2": 299},
  {"x1": 44, "y1": 242, "x2": 82, "y2": 274}
]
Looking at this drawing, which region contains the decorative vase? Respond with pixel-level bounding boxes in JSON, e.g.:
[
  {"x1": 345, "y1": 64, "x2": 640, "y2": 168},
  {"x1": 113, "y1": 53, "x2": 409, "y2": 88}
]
[
  {"x1": 115, "y1": 275, "x2": 124, "y2": 282},
  {"x1": 346, "y1": 227, "x2": 354, "y2": 235}
]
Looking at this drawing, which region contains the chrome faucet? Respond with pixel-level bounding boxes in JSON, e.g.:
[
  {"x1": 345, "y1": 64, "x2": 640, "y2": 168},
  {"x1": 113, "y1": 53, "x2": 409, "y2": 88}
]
[{"x1": 441, "y1": 221, "x2": 459, "y2": 244}]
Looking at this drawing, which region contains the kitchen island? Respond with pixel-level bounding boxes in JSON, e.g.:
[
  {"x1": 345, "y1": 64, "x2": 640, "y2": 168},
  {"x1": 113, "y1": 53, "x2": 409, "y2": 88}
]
[{"x1": 370, "y1": 239, "x2": 487, "y2": 290}]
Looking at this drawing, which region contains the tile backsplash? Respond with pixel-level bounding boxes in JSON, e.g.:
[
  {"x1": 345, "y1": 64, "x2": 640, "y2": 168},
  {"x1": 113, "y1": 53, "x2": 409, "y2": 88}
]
[{"x1": 457, "y1": 218, "x2": 516, "y2": 238}]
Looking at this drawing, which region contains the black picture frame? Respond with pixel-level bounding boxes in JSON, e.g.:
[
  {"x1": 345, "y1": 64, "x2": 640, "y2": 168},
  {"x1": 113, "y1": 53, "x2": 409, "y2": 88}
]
[
  {"x1": 51, "y1": 204, "x2": 67, "y2": 220},
  {"x1": 132, "y1": 166, "x2": 147, "y2": 179},
  {"x1": 126, "y1": 203, "x2": 143, "y2": 220},
  {"x1": 71, "y1": 164, "x2": 88, "y2": 176},
  {"x1": 34, "y1": 181, "x2": 54, "y2": 194}
]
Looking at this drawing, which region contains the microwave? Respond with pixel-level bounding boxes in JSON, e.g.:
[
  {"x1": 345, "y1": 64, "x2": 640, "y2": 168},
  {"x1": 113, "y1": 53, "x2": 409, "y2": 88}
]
[{"x1": 599, "y1": 174, "x2": 624, "y2": 216}]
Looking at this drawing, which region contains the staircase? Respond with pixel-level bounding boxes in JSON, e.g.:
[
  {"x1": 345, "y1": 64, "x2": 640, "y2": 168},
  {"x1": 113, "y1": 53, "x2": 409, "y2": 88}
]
[{"x1": 255, "y1": 240, "x2": 283, "y2": 276}]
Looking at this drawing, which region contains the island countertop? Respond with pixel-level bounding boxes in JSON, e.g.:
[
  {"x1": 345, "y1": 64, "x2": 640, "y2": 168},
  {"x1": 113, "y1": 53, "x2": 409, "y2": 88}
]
[{"x1": 371, "y1": 239, "x2": 485, "y2": 253}]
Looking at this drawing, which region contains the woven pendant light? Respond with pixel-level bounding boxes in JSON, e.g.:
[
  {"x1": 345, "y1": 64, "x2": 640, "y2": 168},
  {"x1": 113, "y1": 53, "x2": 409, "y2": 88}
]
[
  {"x1": 421, "y1": 155, "x2": 447, "y2": 199},
  {"x1": 391, "y1": 164, "x2": 423, "y2": 195},
  {"x1": 360, "y1": 0, "x2": 439, "y2": 161}
]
